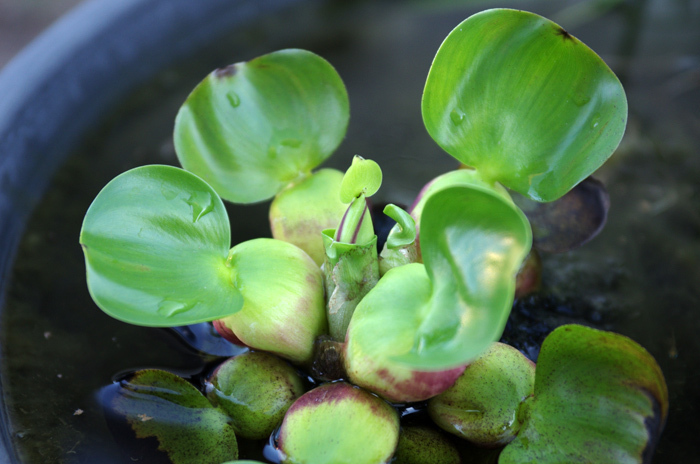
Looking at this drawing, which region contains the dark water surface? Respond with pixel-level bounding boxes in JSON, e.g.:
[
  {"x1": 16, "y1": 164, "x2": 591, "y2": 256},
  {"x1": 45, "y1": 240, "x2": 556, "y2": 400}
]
[{"x1": 2, "y1": 1, "x2": 698, "y2": 462}]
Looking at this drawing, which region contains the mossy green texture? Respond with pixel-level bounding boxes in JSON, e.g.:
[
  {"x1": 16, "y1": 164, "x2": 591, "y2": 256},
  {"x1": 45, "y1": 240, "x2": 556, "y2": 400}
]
[
  {"x1": 269, "y1": 168, "x2": 347, "y2": 266},
  {"x1": 206, "y1": 351, "x2": 306, "y2": 440},
  {"x1": 392, "y1": 426, "x2": 461, "y2": 464},
  {"x1": 428, "y1": 342, "x2": 535, "y2": 446},
  {"x1": 113, "y1": 369, "x2": 238, "y2": 464},
  {"x1": 277, "y1": 382, "x2": 399, "y2": 464},
  {"x1": 500, "y1": 325, "x2": 668, "y2": 463}
]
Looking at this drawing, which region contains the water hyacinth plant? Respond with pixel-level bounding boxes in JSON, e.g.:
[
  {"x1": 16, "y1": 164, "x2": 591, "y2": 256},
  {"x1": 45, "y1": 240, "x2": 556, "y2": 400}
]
[{"x1": 80, "y1": 8, "x2": 667, "y2": 464}]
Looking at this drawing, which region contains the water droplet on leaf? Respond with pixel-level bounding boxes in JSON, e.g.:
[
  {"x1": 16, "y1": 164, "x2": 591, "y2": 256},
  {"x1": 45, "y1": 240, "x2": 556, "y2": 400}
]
[
  {"x1": 572, "y1": 92, "x2": 591, "y2": 107},
  {"x1": 157, "y1": 299, "x2": 193, "y2": 317},
  {"x1": 160, "y1": 183, "x2": 178, "y2": 201},
  {"x1": 450, "y1": 108, "x2": 466, "y2": 126},
  {"x1": 226, "y1": 91, "x2": 240, "y2": 108},
  {"x1": 184, "y1": 191, "x2": 214, "y2": 222},
  {"x1": 591, "y1": 113, "x2": 601, "y2": 129}
]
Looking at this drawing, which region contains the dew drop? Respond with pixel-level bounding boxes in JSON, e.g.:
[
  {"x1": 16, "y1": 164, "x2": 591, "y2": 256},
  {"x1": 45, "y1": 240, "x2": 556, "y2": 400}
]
[
  {"x1": 572, "y1": 92, "x2": 591, "y2": 107},
  {"x1": 591, "y1": 113, "x2": 601, "y2": 129},
  {"x1": 226, "y1": 91, "x2": 240, "y2": 108},
  {"x1": 160, "y1": 183, "x2": 178, "y2": 201},
  {"x1": 450, "y1": 108, "x2": 466, "y2": 126},
  {"x1": 280, "y1": 138, "x2": 302, "y2": 148},
  {"x1": 184, "y1": 191, "x2": 215, "y2": 223},
  {"x1": 157, "y1": 299, "x2": 192, "y2": 317}
]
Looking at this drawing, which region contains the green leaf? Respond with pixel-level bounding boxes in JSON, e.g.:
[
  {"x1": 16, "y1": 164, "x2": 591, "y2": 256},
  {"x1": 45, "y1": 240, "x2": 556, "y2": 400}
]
[
  {"x1": 422, "y1": 9, "x2": 627, "y2": 202},
  {"x1": 80, "y1": 165, "x2": 241, "y2": 326},
  {"x1": 346, "y1": 184, "x2": 531, "y2": 380},
  {"x1": 393, "y1": 185, "x2": 532, "y2": 368},
  {"x1": 174, "y1": 49, "x2": 349, "y2": 203},
  {"x1": 339, "y1": 155, "x2": 383, "y2": 203},
  {"x1": 500, "y1": 325, "x2": 668, "y2": 463},
  {"x1": 383, "y1": 204, "x2": 416, "y2": 249},
  {"x1": 113, "y1": 369, "x2": 238, "y2": 464}
]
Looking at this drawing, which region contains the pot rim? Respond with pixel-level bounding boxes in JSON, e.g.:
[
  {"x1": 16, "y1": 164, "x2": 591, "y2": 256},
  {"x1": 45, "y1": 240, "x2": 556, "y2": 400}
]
[{"x1": 0, "y1": 0, "x2": 312, "y2": 461}]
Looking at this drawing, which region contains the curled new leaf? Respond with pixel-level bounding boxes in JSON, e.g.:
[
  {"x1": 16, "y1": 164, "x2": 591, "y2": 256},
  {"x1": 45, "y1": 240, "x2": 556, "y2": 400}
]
[
  {"x1": 174, "y1": 49, "x2": 349, "y2": 203},
  {"x1": 80, "y1": 165, "x2": 241, "y2": 326},
  {"x1": 422, "y1": 9, "x2": 627, "y2": 201}
]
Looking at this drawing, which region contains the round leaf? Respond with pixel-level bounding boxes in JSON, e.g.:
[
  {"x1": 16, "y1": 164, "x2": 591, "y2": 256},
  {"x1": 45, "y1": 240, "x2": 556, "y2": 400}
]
[
  {"x1": 339, "y1": 155, "x2": 383, "y2": 203},
  {"x1": 422, "y1": 9, "x2": 627, "y2": 201},
  {"x1": 80, "y1": 165, "x2": 241, "y2": 326},
  {"x1": 501, "y1": 325, "x2": 668, "y2": 463},
  {"x1": 174, "y1": 49, "x2": 349, "y2": 203}
]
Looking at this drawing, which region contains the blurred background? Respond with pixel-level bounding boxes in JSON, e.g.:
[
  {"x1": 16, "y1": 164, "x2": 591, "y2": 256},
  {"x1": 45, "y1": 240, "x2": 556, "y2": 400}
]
[{"x1": 0, "y1": 0, "x2": 82, "y2": 68}]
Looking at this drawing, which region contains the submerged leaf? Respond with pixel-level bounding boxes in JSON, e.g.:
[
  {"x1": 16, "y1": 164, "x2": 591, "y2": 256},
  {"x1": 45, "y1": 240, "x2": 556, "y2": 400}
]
[
  {"x1": 174, "y1": 49, "x2": 349, "y2": 203},
  {"x1": 423, "y1": 9, "x2": 627, "y2": 201},
  {"x1": 501, "y1": 325, "x2": 668, "y2": 463},
  {"x1": 113, "y1": 369, "x2": 238, "y2": 464},
  {"x1": 80, "y1": 165, "x2": 241, "y2": 326}
]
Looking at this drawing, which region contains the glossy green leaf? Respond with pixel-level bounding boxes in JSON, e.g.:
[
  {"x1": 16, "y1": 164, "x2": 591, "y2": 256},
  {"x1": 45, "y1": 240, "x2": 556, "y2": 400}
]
[
  {"x1": 394, "y1": 185, "x2": 532, "y2": 368},
  {"x1": 80, "y1": 165, "x2": 241, "y2": 326},
  {"x1": 174, "y1": 49, "x2": 349, "y2": 203},
  {"x1": 339, "y1": 155, "x2": 383, "y2": 203},
  {"x1": 346, "y1": 184, "x2": 532, "y2": 377},
  {"x1": 501, "y1": 325, "x2": 668, "y2": 463},
  {"x1": 113, "y1": 369, "x2": 238, "y2": 463},
  {"x1": 422, "y1": 9, "x2": 627, "y2": 201},
  {"x1": 383, "y1": 204, "x2": 416, "y2": 249}
]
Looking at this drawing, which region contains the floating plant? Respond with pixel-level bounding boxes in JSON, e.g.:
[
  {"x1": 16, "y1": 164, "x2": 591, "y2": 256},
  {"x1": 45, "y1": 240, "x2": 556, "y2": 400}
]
[{"x1": 80, "y1": 8, "x2": 667, "y2": 463}]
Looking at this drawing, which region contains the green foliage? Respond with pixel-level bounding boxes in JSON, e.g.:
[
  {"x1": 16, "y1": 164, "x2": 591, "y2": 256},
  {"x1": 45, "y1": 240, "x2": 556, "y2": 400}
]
[
  {"x1": 113, "y1": 369, "x2": 238, "y2": 463},
  {"x1": 339, "y1": 155, "x2": 383, "y2": 203},
  {"x1": 80, "y1": 165, "x2": 241, "y2": 326},
  {"x1": 501, "y1": 325, "x2": 668, "y2": 463},
  {"x1": 422, "y1": 9, "x2": 627, "y2": 202},
  {"x1": 174, "y1": 49, "x2": 349, "y2": 203},
  {"x1": 347, "y1": 184, "x2": 532, "y2": 373}
]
